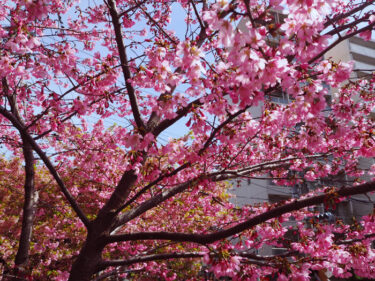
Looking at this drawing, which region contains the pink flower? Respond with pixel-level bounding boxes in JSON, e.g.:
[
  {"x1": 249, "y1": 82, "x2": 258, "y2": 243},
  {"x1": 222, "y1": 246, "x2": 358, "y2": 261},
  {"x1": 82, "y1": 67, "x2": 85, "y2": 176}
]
[{"x1": 359, "y1": 30, "x2": 372, "y2": 41}]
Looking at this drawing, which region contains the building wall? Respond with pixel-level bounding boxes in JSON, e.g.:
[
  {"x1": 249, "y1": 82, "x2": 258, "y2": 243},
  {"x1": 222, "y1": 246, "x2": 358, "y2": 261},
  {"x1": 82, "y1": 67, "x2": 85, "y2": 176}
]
[
  {"x1": 325, "y1": 37, "x2": 375, "y2": 78},
  {"x1": 325, "y1": 37, "x2": 375, "y2": 222},
  {"x1": 230, "y1": 178, "x2": 293, "y2": 207}
]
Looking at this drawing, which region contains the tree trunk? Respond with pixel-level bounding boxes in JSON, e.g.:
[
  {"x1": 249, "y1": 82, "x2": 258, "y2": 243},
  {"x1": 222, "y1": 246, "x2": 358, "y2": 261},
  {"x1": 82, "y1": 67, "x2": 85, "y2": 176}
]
[
  {"x1": 68, "y1": 232, "x2": 105, "y2": 281},
  {"x1": 4, "y1": 138, "x2": 37, "y2": 281}
]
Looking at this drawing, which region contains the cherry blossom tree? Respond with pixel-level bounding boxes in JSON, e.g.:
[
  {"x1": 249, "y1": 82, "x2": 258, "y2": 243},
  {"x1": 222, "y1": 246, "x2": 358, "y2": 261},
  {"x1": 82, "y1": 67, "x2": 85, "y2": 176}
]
[{"x1": 0, "y1": 0, "x2": 375, "y2": 280}]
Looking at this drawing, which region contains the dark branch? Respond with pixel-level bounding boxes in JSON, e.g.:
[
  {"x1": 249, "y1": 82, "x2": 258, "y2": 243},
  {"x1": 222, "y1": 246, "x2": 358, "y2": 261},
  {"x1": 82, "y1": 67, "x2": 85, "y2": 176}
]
[
  {"x1": 337, "y1": 233, "x2": 375, "y2": 245},
  {"x1": 324, "y1": 1, "x2": 375, "y2": 29},
  {"x1": 118, "y1": 0, "x2": 147, "y2": 18},
  {"x1": 107, "y1": 0, "x2": 145, "y2": 132},
  {"x1": 15, "y1": 133, "x2": 38, "y2": 269},
  {"x1": 324, "y1": 16, "x2": 370, "y2": 37},
  {"x1": 99, "y1": 252, "x2": 203, "y2": 269},
  {"x1": 117, "y1": 162, "x2": 191, "y2": 213},
  {"x1": 3, "y1": 78, "x2": 39, "y2": 268},
  {"x1": 152, "y1": 97, "x2": 202, "y2": 137},
  {"x1": 309, "y1": 21, "x2": 375, "y2": 64},
  {"x1": 0, "y1": 106, "x2": 90, "y2": 228},
  {"x1": 108, "y1": 181, "x2": 375, "y2": 245},
  {"x1": 139, "y1": 4, "x2": 178, "y2": 44},
  {"x1": 99, "y1": 249, "x2": 298, "y2": 270},
  {"x1": 120, "y1": 106, "x2": 249, "y2": 214},
  {"x1": 113, "y1": 179, "x2": 196, "y2": 229}
]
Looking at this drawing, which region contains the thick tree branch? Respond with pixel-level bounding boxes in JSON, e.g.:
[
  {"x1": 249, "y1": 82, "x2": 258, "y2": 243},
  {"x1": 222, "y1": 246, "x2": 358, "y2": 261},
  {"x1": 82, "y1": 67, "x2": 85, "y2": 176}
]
[
  {"x1": 107, "y1": 0, "x2": 145, "y2": 132},
  {"x1": 108, "y1": 181, "x2": 375, "y2": 245},
  {"x1": 14, "y1": 135, "x2": 38, "y2": 270},
  {"x1": 94, "y1": 169, "x2": 138, "y2": 230},
  {"x1": 114, "y1": 153, "x2": 329, "y2": 230},
  {"x1": 117, "y1": 162, "x2": 191, "y2": 213},
  {"x1": 2, "y1": 78, "x2": 39, "y2": 271}
]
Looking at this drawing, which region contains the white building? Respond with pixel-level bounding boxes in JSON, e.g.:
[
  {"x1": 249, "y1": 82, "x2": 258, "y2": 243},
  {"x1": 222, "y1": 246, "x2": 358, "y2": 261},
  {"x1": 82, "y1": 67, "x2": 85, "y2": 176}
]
[{"x1": 325, "y1": 36, "x2": 375, "y2": 79}]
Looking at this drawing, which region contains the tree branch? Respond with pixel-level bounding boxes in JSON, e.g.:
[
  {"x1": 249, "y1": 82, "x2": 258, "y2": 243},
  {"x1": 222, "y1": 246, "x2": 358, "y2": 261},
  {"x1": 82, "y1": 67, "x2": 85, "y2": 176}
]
[
  {"x1": 99, "y1": 250, "x2": 297, "y2": 270},
  {"x1": 120, "y1": 106, "x2": 249, "y2": 214},
  {"x1": 99, "y1": 252, "x2": 203, "y2": 269},
  {"x1": 116, "y1": 162, "x2": 191, "y2": 214},
  {"x1": 309, "y1": 21, "x2": 375, "y2": 64},
  {"x1": 93, "y1": 269, "x2": 143, "y2": 281},
  {"x1": 0, "y1": 106, "x2": 90, "y2": 228},
  {"x1": 118, "y1": 0, "x2": 147, "y2": 18},
  {"x1": 94, "y1": 169, "x2": 139, "y2": 232},
  {"x1": 152, "y1": 97, "x2": 202, "y2": 136},
  {"x1": 324, "y1": 1, "x2": 375, "y2": 29},
  {"x1": 114, "y1": 153, "x2": 329, "y2": 230},
  {"x1": 27, "y1": 66, "x2": 121, "y2": 132},
  {"x1": 146, "y1": 1, "x2": 210, "y2": 135},
  {"x1": 211, "y1": 153, "x2": 331, "y2": 181},
  {"x1": 107, "y1": 181, "x2": 375, "y2": 245},
  {"x1": 323, "y1": 16, "x2": 370, "y2": 37},
  {"x1": 139, "y1": 4, "x2": 177, "y2": 44},
  {"x1": 243, "y1": 0, "x2": 256, "y2": 27},
  {"x1": 337, "y1": 233, "x2": 375, "y2": 245},
  {"x1": 2, "y1": 78, "x2": 39, "y2": 270},
  {"x1": 113, "y1": 178, "x2": 197, "y2": 229},
  {"x1": 107, "y1": 0, "x2": 145, "y2": 132},
  {"x1": 14, "y1": 134, "x2": 38, "y2": 271},
  {"x1": 191, "y1": 0, "x2": 206, "y2": 31}
]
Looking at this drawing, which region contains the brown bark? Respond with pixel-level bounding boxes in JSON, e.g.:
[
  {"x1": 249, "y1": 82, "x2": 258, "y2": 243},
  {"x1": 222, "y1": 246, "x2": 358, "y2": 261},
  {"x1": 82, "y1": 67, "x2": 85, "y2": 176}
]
[
  {"x1": 11, "y1": 137, "x2": 37, "y2": 279},
  {"x1": 1, "y1": 140, "x2": 36, "y2": 281},
  {"x1": 68, "y1": 247, "x2": 102, "y2": 281},
  {"x1": 1, "y1": 79, "x2": 38, "y2": 280},
  {"x1": 107, "y1": 181, "x2": 375, "y2": 245},
  {"x1": 68, "y1": 231, "x2": 106, "y2": 281}
]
